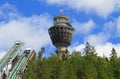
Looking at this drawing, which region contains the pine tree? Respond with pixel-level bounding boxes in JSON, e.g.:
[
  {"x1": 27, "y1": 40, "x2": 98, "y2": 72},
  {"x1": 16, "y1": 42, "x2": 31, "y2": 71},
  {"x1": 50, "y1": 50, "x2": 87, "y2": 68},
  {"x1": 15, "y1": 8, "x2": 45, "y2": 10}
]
[
  {"x1": 110, "y1": 48, "x2": 117, "y2": 59},
  {"x1": 84, "y1": 42, "x2": 92, "y2": 55},
  {"x1": 84, "y1": 42, "x2": 97, "y2": 56}
]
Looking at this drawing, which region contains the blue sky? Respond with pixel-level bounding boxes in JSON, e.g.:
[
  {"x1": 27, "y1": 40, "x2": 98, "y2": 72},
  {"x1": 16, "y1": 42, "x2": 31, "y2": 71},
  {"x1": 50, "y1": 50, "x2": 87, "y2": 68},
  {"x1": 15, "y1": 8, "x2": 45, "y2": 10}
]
[{"x1": 0, "y1": 0, "x2": 120, "y2": 58}]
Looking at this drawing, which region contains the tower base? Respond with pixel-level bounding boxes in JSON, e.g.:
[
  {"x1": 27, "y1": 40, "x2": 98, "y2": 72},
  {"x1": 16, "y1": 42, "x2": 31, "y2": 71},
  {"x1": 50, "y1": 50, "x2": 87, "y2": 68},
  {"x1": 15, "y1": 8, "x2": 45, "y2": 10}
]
[{"x1": 56, "y1": 47, "x2": 68, "y2": 59}]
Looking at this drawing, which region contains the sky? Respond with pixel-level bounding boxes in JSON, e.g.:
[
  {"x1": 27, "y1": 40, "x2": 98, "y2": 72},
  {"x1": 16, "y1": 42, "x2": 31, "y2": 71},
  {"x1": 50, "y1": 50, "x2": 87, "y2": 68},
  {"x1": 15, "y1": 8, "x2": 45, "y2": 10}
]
[{"x1": 0, "y1": 0, "x2": 120, "y2": 59}]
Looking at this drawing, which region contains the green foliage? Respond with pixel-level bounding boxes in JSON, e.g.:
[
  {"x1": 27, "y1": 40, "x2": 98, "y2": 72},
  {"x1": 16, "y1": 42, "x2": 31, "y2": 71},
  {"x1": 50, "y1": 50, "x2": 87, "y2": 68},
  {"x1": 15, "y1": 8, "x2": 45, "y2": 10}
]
[{"x1": 23, "y1": 47, "x2": 120, "y2": 79}]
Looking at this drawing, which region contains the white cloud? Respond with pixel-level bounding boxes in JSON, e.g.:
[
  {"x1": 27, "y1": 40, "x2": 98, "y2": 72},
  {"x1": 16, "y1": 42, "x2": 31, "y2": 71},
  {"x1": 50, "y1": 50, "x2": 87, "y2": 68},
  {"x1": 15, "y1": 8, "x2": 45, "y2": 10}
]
[
  {"x1": 69, "y1": 44, "x2": 85, "y2": 54},
  {"x1": 116, "y1": 16, "x2": 120, "y2": 36},
  {"x1": 0, "y1": 3, "x2": 53, "y2": 59},
  {"x1": 96, "y1": 43, "x2": 120, "y2": 57},
  {"x1": 104, "y1": 21, "x2": 116, "y2": 35},
  {"x1": 0, "y1": 14, "x2": 52, "y2": 51},
  {"x1": 71, "y1": 42, "x2": 120, "y2": 57},
  {"x1": 103, "y1": 16, "x2": 120, "y2": 37},
  {"x1": 84, "y1": 32, "x2": 110, "y2": 46},
  {"x1": 72, "y1": 19, "x2": 95, "y2": 35},
  {"x1": 44, "y1": 0, "x2": 120, "y2": 18},
  {"x1": 71, "y1": 16, "x2": 120, "y2": 57},
  {"x1": 0, "y1": 3, "x2": 20, "y2": 21},
  {"x1": 82, "y1": 16, "x2": 120, "y2": 46}
]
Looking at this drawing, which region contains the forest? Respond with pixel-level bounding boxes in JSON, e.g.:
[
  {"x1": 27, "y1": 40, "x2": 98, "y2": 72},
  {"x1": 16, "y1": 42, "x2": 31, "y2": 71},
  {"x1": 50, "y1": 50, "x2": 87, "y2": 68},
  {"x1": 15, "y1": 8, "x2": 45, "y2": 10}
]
[{"x1": 23, "y1": 42, "x2": 120, "y2": 79}]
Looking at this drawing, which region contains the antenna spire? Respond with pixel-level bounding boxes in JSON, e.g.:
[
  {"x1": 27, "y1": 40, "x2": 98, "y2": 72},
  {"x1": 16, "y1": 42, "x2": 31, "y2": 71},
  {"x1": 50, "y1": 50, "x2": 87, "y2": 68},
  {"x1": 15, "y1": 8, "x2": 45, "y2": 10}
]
[{"x1": 60, "y1": 8, "x2": 63, "y2": 16}]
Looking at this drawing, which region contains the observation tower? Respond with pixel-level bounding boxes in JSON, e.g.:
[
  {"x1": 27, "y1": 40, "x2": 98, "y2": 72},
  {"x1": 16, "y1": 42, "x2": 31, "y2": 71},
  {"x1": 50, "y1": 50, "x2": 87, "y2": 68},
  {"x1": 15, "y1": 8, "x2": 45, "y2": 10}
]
[{"x1": 48, "y1": 9, "x2": 75, "y2": 58}]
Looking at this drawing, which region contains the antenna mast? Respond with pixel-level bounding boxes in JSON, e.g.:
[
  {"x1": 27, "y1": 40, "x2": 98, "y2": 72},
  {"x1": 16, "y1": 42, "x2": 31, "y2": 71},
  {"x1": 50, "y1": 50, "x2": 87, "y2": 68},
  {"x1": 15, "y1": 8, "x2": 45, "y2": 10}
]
[{"x1": 60, "y1": 8, "x2": 63, "y2": 16}]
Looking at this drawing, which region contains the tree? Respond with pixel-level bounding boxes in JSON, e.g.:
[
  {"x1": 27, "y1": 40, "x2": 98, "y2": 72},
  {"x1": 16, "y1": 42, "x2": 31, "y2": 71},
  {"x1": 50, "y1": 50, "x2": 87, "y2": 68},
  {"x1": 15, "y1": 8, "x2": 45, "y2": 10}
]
[
  {"x1": 84, "y1": 42, "x2": 92, "y2": 55},
  {"x1": 23, "y1": 46, "x2": 120, "y2": 79},
  {"x1": 84, "y1": 42, "x2": 97, "y2": 56},
  {"x1": 110, "y1": 48, "x2": 117, "y2": 60},
  {"x1": 109, "y1": 48, "x2": 120, "y2": 79},
  {"x1": 38, "y1": 47, "x2": 45, "y2": 59}
]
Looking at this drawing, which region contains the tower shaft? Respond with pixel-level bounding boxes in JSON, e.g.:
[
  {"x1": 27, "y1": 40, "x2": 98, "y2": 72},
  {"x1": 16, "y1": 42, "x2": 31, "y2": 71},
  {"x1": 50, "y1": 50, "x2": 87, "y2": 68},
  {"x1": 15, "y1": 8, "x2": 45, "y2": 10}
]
[{"x1": 56, "y1": 47, "x2": 67, "y2": 58}]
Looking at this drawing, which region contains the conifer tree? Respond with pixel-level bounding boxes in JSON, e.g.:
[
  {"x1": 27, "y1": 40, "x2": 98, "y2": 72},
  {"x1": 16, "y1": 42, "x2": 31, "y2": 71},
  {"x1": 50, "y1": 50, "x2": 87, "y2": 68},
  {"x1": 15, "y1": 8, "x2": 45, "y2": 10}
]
[
  {"x1": 110, "y1": 48, "x2": 117, "y2": 59},
  {"x1": 84, "y1": 42, "x2": 92, "y2": 55}
]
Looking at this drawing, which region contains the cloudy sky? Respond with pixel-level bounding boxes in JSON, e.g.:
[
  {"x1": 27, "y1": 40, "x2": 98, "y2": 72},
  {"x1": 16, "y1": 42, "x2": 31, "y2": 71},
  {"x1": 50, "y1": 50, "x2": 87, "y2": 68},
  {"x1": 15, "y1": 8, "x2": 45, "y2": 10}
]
[{"x1": 0, "y1": 0, "x2": 120, "y2": 59}]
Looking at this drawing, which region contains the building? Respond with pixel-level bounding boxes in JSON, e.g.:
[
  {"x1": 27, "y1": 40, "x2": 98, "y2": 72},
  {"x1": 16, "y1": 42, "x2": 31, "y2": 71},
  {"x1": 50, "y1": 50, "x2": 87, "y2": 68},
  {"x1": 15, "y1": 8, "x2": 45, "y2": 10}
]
[{"x1": 48, "y1": 10, "x2": 75, "y2": 58}]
